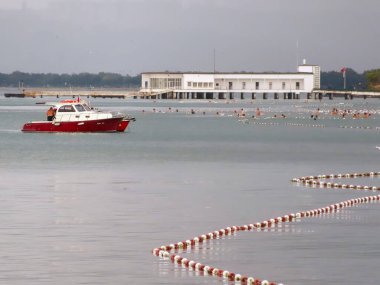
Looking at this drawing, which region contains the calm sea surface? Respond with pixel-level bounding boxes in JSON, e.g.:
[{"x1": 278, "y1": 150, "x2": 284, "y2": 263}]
[{"x1": 0, "y1": 88, "x2": 379, "y2": 285}]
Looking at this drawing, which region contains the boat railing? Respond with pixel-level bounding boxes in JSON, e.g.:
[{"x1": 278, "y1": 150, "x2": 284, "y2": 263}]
[{"x1": 111, "y1": 111, "x2": 126, "y2": 118}]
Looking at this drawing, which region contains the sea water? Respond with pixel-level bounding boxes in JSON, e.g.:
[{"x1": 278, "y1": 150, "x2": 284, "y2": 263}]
[{"x1": 0, "y1": 89, "x2": 379, "y2": 285}]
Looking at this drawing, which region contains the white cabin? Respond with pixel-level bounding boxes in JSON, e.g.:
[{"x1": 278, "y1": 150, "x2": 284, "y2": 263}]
[{"x1": 52, "y1": 100, "x2": 120, "y2": 122}]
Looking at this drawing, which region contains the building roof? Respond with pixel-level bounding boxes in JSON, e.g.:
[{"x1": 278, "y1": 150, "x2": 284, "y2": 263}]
[{"x1": 142, "y1": 71, "x2": 312, "y2": 75}]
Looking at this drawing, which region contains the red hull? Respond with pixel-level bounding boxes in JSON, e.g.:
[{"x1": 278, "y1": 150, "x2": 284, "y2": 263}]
[{"x1": 22, "y1": 117, "x2": 130, "y2": 133}]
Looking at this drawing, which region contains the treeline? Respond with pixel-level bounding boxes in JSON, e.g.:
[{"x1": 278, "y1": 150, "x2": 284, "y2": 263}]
[
  {"x1": 321, "y1": 68, "x2": 366, "y2": 90},
  {"x1": 365, "y1": 69, "x2": 380, "y2": 90},
  {"x1": 0, "y1": 72, "x2": 141, "y2": 88},
  {"x1": 0, "y1": 69, "x2": 378, "y2": 90}
]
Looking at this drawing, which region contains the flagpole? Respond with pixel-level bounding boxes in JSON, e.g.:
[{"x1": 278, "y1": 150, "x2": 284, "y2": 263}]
[
  {"x1": 344, "y1": 71, "x2": 346, "y2": 90},
  {"x1": 341, "y1": 67, "x2": 347, "y2": 90}
]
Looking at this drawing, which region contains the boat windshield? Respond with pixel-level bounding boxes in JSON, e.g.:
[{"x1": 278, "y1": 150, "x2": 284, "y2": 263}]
[
  {"x1": 58, "y1": 105, "x2": 76, "y2": 112},
  {"x1": 82, "y1": 104, "x2": 92, "y2": 111},
  {"x1": 75, "y1": 104, "x2": 88, "y2": 112}
]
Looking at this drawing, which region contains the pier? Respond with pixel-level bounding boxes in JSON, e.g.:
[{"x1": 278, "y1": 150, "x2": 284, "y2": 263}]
[
  {"x1": 4, "y1": 88, "x2": 139, "y2": 99},
  {"x1": 5, "y1": 88, "x2": 380, "y2": 101},
  {"x1": 310, "y1": 90, "x2": 380, "y2": 100},
  {"x1": 4, "y1": 88, "x2": 380, "y2": 101}
]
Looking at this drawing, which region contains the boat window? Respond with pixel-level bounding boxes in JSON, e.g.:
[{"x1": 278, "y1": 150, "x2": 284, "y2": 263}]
[
  {"x1": 58, "y1": 105, "x2": 76, "y2": 112},
  {"x1": 74, "y1": 104, "x2": 86, "y2": 112}
]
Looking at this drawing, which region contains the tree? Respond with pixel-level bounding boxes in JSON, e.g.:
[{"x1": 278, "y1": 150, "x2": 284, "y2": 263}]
[
  {"x1": 364, "y1": 69, "x2": 380, "y2": 90},
  {"x1": 321, "y1": 68, "x2": 366, "y2": 90}
]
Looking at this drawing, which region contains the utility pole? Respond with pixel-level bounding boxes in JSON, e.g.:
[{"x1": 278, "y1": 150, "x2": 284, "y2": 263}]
[{"x1": 213, "y1": 48, "x2": 216, "y2": 73}]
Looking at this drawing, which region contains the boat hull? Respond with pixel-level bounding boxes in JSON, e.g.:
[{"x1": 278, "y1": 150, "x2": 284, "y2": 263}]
[{"x1": 22, "y1": 117, "x2": 130, "y2": 133}]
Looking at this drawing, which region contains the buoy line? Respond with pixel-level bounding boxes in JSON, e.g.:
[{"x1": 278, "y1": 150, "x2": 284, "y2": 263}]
[
  {"x1": 152, "y1": 171, "x2": 380, "y2": 285},
  {"x1": 246, "y1": 121, "x2": 379, "y2": 131},
  {"x1": 291, "y1": 171, "x2": 380, "y2": 190},
  {"x1": 249, "y1": 121, "x2": 326, "y2": 128}
]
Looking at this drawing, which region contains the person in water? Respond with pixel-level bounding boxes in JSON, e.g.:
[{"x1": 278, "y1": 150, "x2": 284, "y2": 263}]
[
  {"x1": 47, "y1": 107, "x2": 55, "y2": 121},
  {"x1": 255, "y1": 108, "x2": 262, "y2": 117}
]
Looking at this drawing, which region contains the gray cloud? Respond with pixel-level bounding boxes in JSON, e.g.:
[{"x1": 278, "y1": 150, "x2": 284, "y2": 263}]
[{"x1": 0, "y1": 0, "x2": 379, "y2": 74}]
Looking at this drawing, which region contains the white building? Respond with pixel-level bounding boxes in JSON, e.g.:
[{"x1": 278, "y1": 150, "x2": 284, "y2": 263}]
[{"x1": 140, "y1": 63, "x2": 320, "y2": 100}]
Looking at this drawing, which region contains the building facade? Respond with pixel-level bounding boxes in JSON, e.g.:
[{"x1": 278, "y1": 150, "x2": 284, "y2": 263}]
[{"x1": 140, "y1": 63, "x2": 320, "y2": 100}]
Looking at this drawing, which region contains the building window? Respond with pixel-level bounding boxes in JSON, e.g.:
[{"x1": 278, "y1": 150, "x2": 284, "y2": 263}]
[
  {"x1": 203, "y1": 82, "x2": 208, "y2": 88},
  {"x1": 193, "y1": 82, "x2": 197, "y2": 88},
  {"x1": 228, "y1": 82, "x2": 233, "y2": 90},
  {"x1": 296, "y1": 82, "x2": 300, "y2": 90},
  {"x1": 197, "y1": 82, "x2": 202, "y2": 88},
  {"x1": 144, "y1": 81, "x2": 148, "y2": 88},
  {"x1": 208, "y1": 82, "x2": 213, "y2": 88},
  {"x1": 269, "y1": 82, "x2": 272, "y2": 90},
  {"x1": 150, "y1": 77, "x2": 182, "y2": 89},
  {"x1": 242, "y1": 82, "x2": 246, "y2": 89},
  {"x1": 168, "y1": 78, "x2": 182, "y2": 89},
  {"x1": 282, "y1": 82, "x2": 286, "y2": 90},
  {"x1": 255, "y1": 82, "x2": 259, "y2": 90},
  {"x1": 175, "y1": 78, "x2": 181, "y2": 88},
  {"x1": 150, "y1": 78, "x2": 168, "y2": 89},
  {"x1": 188, "y1": 82, "x2": 191, "y2": 87}
]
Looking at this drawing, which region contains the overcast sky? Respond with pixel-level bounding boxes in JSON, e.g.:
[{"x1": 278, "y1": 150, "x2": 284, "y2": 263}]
[{"x1": 0, "y1": 0, "x2": 379, "y2": 75}]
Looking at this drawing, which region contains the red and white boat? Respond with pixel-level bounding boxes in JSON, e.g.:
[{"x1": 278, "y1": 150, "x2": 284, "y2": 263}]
[{"x1": 22, "y1": 99, "x2": 135, "y2": 133}]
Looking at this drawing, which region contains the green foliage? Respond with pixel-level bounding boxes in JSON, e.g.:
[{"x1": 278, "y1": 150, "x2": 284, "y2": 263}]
[
  {"x1": 364, "y1": 69, "x2": 380, "y2": 90},
  {"x1": 0, "y1": 72, "x2": 141, "y2": 88},
  {"x1": 321, "y1": 68, "x2": 366, "y2": 90}
]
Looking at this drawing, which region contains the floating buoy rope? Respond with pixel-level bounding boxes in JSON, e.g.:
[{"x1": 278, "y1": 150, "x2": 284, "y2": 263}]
[
  {"x1": 152, "y1": 171, "x2": 380, "y2": 285},
  {"x1": 247, "y1": 121, "x2": 379, "y2": 131}
]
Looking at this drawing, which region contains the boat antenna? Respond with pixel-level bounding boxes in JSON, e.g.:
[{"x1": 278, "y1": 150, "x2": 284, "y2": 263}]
[{"x1": 296, "y1": 40, "x2": 299, "y2": 68}]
